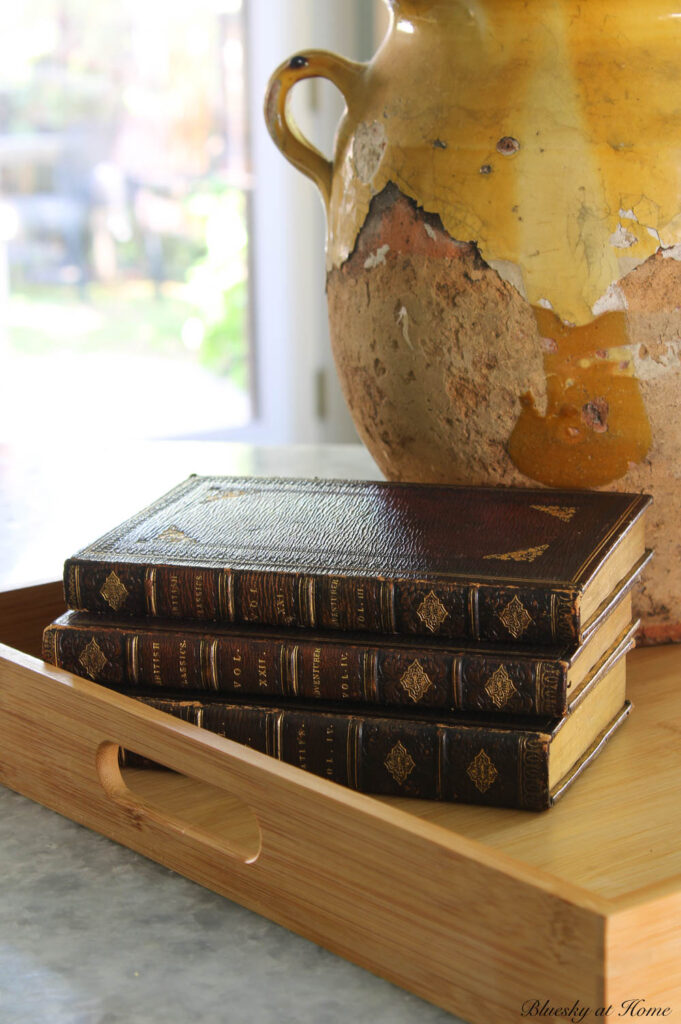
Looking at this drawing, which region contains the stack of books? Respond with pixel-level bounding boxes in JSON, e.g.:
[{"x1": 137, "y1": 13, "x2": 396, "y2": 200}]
[{"x1": 42, "y1": 476, "x2": 651, "y2": 811}]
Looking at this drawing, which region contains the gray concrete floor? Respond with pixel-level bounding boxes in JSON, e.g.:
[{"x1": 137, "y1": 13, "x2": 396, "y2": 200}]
[{"x1": 0, "y1": 785, "x2": 462, "y2": 1024}]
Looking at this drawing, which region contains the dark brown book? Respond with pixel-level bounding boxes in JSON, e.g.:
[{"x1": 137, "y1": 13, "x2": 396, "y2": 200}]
[
  {"x1": 44, "y1": 562, "x2": 643, "y2": 716},
  {"x1": 63, "y1": 475, "x2": 651, "y2": 645},
  {"x1": 118, "y1": 628, "x2": 634, "y2": 811}
]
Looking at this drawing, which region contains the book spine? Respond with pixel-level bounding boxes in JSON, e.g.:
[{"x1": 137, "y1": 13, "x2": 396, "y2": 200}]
[
  {"x1": 133, "y1": 698, "x2": 553, "y2": 811},
  {"x1": 42, "y1": 620, "x2": 569, "y2": 716},
  {"x1": 63, "y1": 559, "x2": 579, "y2": 644}
]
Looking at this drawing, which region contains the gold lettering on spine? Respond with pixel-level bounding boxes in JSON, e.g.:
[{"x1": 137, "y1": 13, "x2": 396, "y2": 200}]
[
  {"x1": 152, "y1": 641, "x2": 162, "y2": 685},
  {"x1": 296, "y1": 721, "x2": 307, "y2": 770},
  {"x1": 146, "y1": 568, "x2": 158, "y2": 616},
  {"x1": 178, "y1": 639, "x2": 189, "y2": 685},
  {"x1": 339, "y1": 651, "x2": 350, "y2": 698},
  {"x1": 248, "y1": 585, "x2": 259, "y2": 616},
  {"x1": 194, "y1": 574, "x2": 204, "y2": 617},
  {"x1": 356, "y1": 586, "x2": 366, "y2": 627},
  {"x1": 126, "y1": 636, "x2": 139, "y2": 685},
  {"x1": 275, "y1": 592, "x2": 286, "y2": 619},
  {"x1": 231, "y1": 648, "x2": 242, "y2": 690},
  {"x1": 257, "y1": 654, "x2": 268, "y2": 689},
  {"x1": 169, "y1": 574, "x2": 181, "y2": 616},
  {"x1": 324, "y1": 724, "x2": 335, "y2": 778},
  {"x1": 312, "y1": 647, "x2": 322, "y2": 697},
  {"x1": 329, "y1": 578, "x2": 341, "y2": 626}
]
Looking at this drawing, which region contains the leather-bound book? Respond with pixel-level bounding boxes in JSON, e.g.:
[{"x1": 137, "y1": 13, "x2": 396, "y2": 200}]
[
  {"x1": 63, "y1": 475, "x2": 651, "y2": 645},
  {"x1": 118, "y1": 626, "x2": 634, "y2": 811},
  {"x1": 44, "y1": 565, "x2": 642, "y2": 717}
]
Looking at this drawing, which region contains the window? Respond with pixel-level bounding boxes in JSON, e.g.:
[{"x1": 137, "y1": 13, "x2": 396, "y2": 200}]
[{"x1": 0, "y1": 0, "x2": 252, "y2": 442}]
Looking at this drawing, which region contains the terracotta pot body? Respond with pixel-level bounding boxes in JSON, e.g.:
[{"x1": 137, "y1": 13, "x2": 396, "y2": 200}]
[{"x1": 265, "y1": 0, "x2": 681, "y2": 642}]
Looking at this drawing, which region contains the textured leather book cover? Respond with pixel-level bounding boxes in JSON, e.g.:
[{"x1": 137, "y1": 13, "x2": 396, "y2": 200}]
[
  {"x1": 118, "y1": 692, "x2": 631, "y2": 812},
  {"x1": 44, "y1": 564, "x2": 642, "y2": 716},
  {"x1": 63, "y1": 475, "x2": 651, "y2": 644},
  {"x1": 113, "y1": 630, "x2": 633, "y2": 811}
]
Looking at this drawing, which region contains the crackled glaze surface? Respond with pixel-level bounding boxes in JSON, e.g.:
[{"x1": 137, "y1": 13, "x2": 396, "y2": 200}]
[{"x1": 265, "y1": 0, "x2": 681, "y2": 639}]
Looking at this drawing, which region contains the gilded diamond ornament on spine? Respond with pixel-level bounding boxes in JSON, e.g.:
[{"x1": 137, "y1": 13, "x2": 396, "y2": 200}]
[
  {"x1": 499, "y1": 595, "x2": 533, "y2": 639},
  {"x1": 416, "y1": 591, "x2": 448, "y2": 633},
  {"x1": 99, "y1": 571, "x2": 128, "y2": 611},
  {"x1": 399, "y1": 659, "x2": 433, "y2": 703},
  {"x1": 78, "y1": 638, "x2": 108, "y2": 678},
  {"x1": 485, "y1": 665, "x2": 517, "y2": 709},
  {"x1": 467, "y1": 748, "x2": 498, "y2": 794},
  {"x1": 384, "y1": 741, "x2": 416, "y2": 785}
]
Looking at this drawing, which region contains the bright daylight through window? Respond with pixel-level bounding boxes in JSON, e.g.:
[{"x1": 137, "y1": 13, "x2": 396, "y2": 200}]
[{"x1": 0, "y1": 0, "x2": 251, "y2": 441}]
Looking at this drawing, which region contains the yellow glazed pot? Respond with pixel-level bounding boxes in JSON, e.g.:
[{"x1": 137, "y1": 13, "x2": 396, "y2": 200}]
[{"x1": 265, "y1": 0, "x2": 681, "y2": 641}]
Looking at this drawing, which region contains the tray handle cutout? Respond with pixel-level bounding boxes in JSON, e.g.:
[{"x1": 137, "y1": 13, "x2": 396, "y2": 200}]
[{"x1": 96, "y1": 741, "x2": 262, "y2": 864}]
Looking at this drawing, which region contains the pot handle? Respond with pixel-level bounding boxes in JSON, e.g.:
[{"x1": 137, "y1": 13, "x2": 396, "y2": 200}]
[{"x1": 264, "y1": 49, "x2": 366, "y2": 212}]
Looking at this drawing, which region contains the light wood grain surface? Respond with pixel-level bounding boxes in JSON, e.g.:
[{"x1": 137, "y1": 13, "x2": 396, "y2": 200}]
[
  {"x1": 0, "y1": 442, "x2": 678, "y2": 1022},
  {"x1": 1, "y1": 581, "x2": 680, "y2": 1022}
]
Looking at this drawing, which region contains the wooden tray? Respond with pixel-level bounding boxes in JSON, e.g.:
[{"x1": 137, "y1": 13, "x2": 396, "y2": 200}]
[{"x1": 1, "y1": 582, "x2": 680, "y2": 1023}]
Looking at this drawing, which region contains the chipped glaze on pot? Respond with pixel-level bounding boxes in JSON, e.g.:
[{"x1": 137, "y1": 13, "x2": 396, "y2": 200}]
[{"x1": 265, "y1": 0, "x2": 681, "y2": 641}]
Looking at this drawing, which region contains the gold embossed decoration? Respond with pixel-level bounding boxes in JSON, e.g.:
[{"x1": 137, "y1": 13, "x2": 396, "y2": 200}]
[
  {"x1": 483, "y1": 544, "x2": 549, "y2": 562},
  {"x1": 467, "y1": 748, "x2": 498, "y2": 793},
  {"x1": 485, "y1": 665, "x2": 517, "y2": 709},
  {"x1": 100, "y1": 571, "x2": 128, "y2": 611},
  {"x1": 499, "y1": 595, "x2": 533, "y2": 639},
  {"x1": 78, "y1": 638, "x2": 108, "y2": 678},
  {"x1": 384, "y1": 740, "x2": 416, "y2": 785},
  {"x1": 203, "y1": 489, "x2": 247, "y2": 502},
  {"x1": 400, "y1": 659, "x2": 433, "y2": 703},
  {"x1": 530, "y1": 504, "x2": 576, "y2": 522},
  {"x1": 416, "y1": 591, "x2": 449, "y2": 633},
  {"x1": 157, "y1": 526, "x2": 194, "y2": 543}
]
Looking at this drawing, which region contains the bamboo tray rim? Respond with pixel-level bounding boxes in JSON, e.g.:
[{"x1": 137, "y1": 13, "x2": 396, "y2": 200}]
[
  {"x1": 0, "y1": 652, "x2": 678, "y2": 918},
  {"x1": 0, "y1": 642, "x2": 611, "y2": 906},
  {"x1": 1, "y1": 580, "x2": 680, "y2": 920}
]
